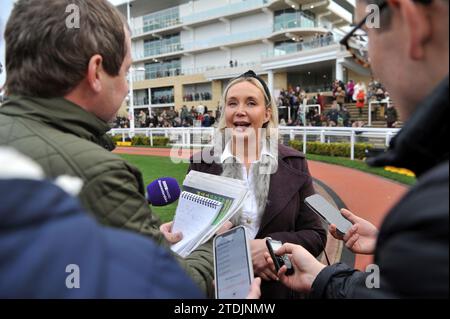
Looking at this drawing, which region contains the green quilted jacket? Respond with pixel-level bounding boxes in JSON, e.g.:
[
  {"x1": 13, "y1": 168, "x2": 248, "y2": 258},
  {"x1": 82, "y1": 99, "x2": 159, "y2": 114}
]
[{"x1": 0, "y1": 96, "x2": 214, "y2": 297}]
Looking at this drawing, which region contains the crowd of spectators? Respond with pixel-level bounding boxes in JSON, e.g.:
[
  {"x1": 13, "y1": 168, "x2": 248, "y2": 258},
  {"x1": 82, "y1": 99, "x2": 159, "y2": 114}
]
[
  {"x1": 298, "y1": 32, "x2": 335, "y2": 50},
  {"x1": 183, "y1": 92, "x2": 212, "y2": 102},
  {"x1": 151, "y1": 95, "x2": 174, "y2": 105},
  {"x1": 277, "y1": 78, "x2": 397, "y2": 128},
  {"x1": 111, "y1": 105, "x2": 219, "y2": 129},
  {"x1": 112, "y1": 79, "x2": 397, "y2": 130}
]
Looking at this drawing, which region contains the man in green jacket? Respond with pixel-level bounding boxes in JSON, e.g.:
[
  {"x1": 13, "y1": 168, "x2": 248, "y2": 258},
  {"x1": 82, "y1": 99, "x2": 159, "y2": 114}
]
[{"x1": 0, "y1": 0, "x2": 214, "y2": 297}]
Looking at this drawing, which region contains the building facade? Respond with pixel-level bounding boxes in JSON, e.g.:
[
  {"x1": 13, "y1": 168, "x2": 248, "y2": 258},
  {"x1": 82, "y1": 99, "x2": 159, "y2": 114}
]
[{"x1": 116, "y1": 0, "x2": 367, "y2": 118}]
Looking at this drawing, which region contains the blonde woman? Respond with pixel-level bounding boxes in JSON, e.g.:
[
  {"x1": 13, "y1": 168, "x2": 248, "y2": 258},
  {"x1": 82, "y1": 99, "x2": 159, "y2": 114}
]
[{"x1": 188, "y1": 71, "x2": 326, "y2": 299}]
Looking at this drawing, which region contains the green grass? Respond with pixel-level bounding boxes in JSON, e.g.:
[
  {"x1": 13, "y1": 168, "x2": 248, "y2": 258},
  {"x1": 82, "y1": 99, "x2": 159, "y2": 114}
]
[
  {"x1": 119, "y1": 154, "x2": 189, "y2": 222},
  {"x1": 306, "y1": 154, "x2": 416, "y2": 186},
  {"x1": 120, "y1": 153, "x2": 416, "y2": 222}
]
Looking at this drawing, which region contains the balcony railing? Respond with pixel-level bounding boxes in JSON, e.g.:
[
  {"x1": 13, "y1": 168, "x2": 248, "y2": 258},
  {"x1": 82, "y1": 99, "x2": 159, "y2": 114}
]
[
  {"x1": 132, "y1": 63, "x2": 260, "y2": 81},
  {"x1": 183, "y1": 0, "x2": 270, "y2": 24},
  {"x1": 133, "y1": 43, "x2": 183, "y2": 60},
  {"x1": 131, "y1": 0, "x2": 271, "y2": 37},
  {"x1": 274, "y1": 12, "x2": 316, "y2": 32},
  {"x1": 143, "y1": 18, "x2": 181, "y2": 33},
  {"x1": 133, "y1": 97, "x2": 150, "y2": 107},
  {"x1": 184, "y1": 27, "x2": 272, "y2": 51},
  {"x1": 264, "y1": 34, "x2": 341, "y2": 58},
  {"x1": 133, "y1": 7, "x2": 181, "y2": 37},
  {"x1": 152, "y1": 96, "x2": 175, "y2": 104},
  {"x1": 134, "y1": 27, "x2": 272, "y2": 60}
]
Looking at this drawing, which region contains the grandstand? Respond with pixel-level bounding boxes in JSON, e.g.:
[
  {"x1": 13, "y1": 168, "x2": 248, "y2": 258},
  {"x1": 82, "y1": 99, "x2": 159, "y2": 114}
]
[{"x1": 114, "y1": 0, "x2": 365, "y2": 127}]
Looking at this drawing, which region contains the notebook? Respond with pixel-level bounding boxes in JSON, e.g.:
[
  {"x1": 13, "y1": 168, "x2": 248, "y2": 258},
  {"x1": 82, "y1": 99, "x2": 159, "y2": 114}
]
[{"x1": 171, "y1": 191, "x2": 223, "y2": 257}]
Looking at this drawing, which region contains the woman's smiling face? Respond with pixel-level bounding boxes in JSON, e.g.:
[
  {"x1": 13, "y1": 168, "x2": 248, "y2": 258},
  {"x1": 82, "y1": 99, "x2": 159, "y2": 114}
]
[{"x1": 224, "y1": 81, "x2": 271, "y2": 141}]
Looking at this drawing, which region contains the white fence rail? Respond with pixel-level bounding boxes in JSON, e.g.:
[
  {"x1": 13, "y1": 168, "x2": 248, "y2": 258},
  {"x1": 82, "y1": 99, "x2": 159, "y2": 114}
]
[
  {"x1": 110, "y1": 127, "x2": 215, "y2": 148},
  {"x1": 109, "y1": 126, "x2": 401, "y2": 160}
]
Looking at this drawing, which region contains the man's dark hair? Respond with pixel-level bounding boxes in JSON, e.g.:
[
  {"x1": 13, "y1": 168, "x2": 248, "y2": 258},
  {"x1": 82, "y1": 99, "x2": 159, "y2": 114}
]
[{"x1": 5, "y1": 0, "x2": 128, "y2": 98}]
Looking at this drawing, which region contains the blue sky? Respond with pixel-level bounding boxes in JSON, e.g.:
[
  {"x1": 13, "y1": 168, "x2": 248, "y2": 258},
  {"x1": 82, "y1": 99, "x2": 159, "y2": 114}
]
[{"x1": 0, "y1": 0, "x2": 122, "y2": 87}]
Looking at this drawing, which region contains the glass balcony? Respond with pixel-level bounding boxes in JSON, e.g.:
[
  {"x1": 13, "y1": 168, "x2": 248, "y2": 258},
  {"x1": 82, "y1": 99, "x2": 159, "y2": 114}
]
[
  {"x1": 135, "y1": 27, "x2": 272, "y2": 60},
  {"x1": 184, "y1": 27, "x2": 273, "y2": 51},
  {"x1": 151, "y1": 95, "x2": 175, "y2": 105},
  {"x1": 145, "y1": 68, "x2": 182, "y2": 80},
  {"x1": 134, "y1": 7, "x2": 181, "y2": 36},
  {"x1": 143, "y1": 43, "x2": 183, "y2": 58},
  {"x1": 274, "y1": 11, "x2": 316, "y2": 32},
  {"x1": 265, "y1": 34, "x2": 341, "y2": 58},
  {"x1": 183, "y1": 0, "x2": 269, "y2": 24},
  {"x1": 132, "y1": 0, "x2": 271, "y2": 36},
  {"x1": 133, "y1": 96, "x2": 150, "y2": 107}
]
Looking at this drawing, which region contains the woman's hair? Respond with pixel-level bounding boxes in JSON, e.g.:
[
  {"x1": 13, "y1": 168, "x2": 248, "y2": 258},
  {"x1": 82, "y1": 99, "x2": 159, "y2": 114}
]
[{"x1": 216, "y1": 76, "x2": 279, "y2": 137}]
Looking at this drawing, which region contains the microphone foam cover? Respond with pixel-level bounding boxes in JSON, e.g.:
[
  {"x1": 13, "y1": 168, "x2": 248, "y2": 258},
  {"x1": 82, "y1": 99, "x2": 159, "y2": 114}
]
[{"x1": 146, "y1": 177, "x2": 181, "y2": 207}]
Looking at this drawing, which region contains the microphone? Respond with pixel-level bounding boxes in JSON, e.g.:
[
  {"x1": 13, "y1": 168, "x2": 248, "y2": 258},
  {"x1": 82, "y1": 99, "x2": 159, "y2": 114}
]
[{"x1": 146, "y1": 177, "x2": 181, "y2": 206}]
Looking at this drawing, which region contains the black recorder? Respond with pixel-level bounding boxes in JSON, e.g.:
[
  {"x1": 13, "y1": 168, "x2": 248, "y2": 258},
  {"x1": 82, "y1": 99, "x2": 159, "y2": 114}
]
[{"x1": 266, "y1": 238, "x2": 294, "y2": 276}]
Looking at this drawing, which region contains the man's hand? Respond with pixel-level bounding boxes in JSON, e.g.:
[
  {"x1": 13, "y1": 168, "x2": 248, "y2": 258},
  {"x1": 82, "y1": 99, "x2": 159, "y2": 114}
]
[
  {"x1": 213, "y1": 277, "x2": 262, "y2": 299},
  {"x1": 247, "y1": 277, "x2": 262, "y2": 299},
  {"x1": 160, "y1": 221, "x2": 183, "y2": 244},
  {"x1": 329, "y1": 209, "x2": 379, "y2": 255},
  {"x1": 264, "y1": 243, "x2": 326, "y2": 293},
  {"x1": 250, "y1": 239, "x2": 278, "y2": 281},
  {"x1": 216, "y1": 221, "x2": 233, "y2": 236}
]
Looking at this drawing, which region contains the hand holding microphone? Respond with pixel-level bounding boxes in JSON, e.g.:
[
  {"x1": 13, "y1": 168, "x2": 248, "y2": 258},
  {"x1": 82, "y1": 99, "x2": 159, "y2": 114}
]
[
  {"x1": 146, "y1": 177, "x2": 232, "y2": 245},
  {"x1": 146, "y1": 177, "x2": 183, "y2": 244}
]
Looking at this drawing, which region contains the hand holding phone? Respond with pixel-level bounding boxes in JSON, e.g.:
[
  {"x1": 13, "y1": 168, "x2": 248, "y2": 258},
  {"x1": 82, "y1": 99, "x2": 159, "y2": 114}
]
[
  {"x1": 214, "y1": 226, "x2": 254, "y2": 299},
  {"x1": 266, "y1": 238, "x2": 294, "y2": 276},
  {"x1": 305, "y1": 194, "x2": 353, "y2": 236}
]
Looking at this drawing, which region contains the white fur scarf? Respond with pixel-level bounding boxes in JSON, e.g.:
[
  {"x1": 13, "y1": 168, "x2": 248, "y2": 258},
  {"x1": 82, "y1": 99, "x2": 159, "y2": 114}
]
[{"x1": 221, "y1": 156, "x2": 276, "y2": 227}]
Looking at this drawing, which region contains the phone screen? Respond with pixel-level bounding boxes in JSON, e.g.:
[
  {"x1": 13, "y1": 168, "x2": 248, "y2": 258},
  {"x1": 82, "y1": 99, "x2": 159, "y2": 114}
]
[
  {"x1": 214, "y1": 227, "x2": 253, "y2": 299},
  {"x1": 270, "y1": 240, "x2": 282, "y2": 251}
]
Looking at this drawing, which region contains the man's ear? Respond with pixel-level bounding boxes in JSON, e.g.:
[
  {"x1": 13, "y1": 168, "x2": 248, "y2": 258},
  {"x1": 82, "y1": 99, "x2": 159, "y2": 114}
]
[
  {"x1": 87, "y1": 55, "x2": 104, "y2": 93},
  {"x1": 395, "y1": 0, "x2": 431, "y2": 60}
]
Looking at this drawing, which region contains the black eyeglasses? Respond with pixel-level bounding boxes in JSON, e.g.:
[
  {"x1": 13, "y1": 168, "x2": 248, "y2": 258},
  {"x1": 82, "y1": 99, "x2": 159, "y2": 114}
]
[
  {"x1": 339, "y1": 1, "x2": 388, "y2": 68},
  {"x1": 340, "y1": 0, "x2": 432, "y2": 68}
]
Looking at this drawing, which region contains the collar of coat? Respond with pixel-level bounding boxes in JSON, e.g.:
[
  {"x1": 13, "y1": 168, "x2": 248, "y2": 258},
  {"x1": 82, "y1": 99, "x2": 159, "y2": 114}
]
[
  {"x1": 368, "y1": 76, "x2": 449, "y2": 178},
  {"x1": 1, "y1": 96, "x2": 115, "y2": 151},
  {"x1": 191, "y1": 144, "x2": 311, "y2": 235}
]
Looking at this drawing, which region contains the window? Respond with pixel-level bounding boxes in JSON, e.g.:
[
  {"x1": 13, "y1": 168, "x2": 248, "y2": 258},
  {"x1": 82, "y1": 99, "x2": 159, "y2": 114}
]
[
  {"x1": 143, "y1": 7, "x2": 180, "y2": 33},
  {"x1": 183, "y1": 83, "x2": 213, "y2": 102},
  {"x1": 144, "y1": 33, "x2": 181, "y2": 57},
  {"x1": 145, "y1": 59, "x2": 181, "y2": 80},
  {"x1": 274, "y1": 9, "x2": 316, "y2": 32},
  {"x1": 151, "y1": 87, "x2": 174, "y2": 105}
]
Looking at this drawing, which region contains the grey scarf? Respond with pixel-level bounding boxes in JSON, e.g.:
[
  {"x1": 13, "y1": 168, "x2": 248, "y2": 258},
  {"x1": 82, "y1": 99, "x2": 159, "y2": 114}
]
[{"x1": 221, "y1": 155, "x2": 277, "y2": 227}]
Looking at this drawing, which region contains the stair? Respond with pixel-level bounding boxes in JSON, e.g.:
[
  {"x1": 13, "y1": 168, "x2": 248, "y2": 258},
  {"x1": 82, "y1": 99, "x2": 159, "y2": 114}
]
[{"x1": 322, "y1": 103, "x2": 403, "y2": 128}]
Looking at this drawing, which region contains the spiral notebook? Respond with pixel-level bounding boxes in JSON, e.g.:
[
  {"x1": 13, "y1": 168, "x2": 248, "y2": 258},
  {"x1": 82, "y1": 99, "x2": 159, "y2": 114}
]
[{"x1": 171, "y1": 191, "x2": 223, "y2": 257}]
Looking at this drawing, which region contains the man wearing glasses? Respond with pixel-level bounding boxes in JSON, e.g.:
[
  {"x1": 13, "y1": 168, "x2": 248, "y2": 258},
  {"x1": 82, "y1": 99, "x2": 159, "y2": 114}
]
[{"x1": 265, "y1": 0, "x2": 448, "y2": 298}]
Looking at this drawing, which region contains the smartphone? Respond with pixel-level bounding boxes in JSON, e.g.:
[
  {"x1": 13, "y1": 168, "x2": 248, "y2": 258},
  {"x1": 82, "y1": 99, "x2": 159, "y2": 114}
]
[
  {"x1": 266, "y1": 238, "x2": 294, "y2": 276},
  {"x1": 213, "y1": 226, "x2": 254, "y2": 299},
  {"x1": 305, "y1": 194, "x2": 353, "y2": 235}
]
